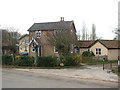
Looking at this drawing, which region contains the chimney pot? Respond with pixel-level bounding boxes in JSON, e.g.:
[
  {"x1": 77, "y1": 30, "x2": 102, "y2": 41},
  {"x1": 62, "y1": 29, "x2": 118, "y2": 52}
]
[{"x1": 60, "y1": 17, "x2": 64, "y2": 21}]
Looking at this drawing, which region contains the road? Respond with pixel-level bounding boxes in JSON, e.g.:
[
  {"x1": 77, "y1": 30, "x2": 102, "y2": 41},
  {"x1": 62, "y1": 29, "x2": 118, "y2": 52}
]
[{"x1": 2, "y1": 69, "x2": 118, "y2": 88}]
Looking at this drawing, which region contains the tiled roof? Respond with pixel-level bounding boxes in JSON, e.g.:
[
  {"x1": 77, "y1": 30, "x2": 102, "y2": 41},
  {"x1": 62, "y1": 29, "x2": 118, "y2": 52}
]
[
  {"x1": 28, "y1": 21, "x2": 75, "y2": 31},
  {"x1": 77, "y1": 41, "x2": 95, "y2": 48},
  {"x1": 19, "y1": 34, "x2": 29, "y2": 40},
  {"x1": 77, "y1": 40, "x2": 119, "y2": 49},
  {"x1": 99, "y1": 40, "x2": 119, "y2": 49}
]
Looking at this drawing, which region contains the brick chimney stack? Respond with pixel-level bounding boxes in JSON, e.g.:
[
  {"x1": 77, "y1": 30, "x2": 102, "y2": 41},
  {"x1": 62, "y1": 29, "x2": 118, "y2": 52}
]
[{"x1": 60, "y1": 17, "x2": 64, "y2": 21}]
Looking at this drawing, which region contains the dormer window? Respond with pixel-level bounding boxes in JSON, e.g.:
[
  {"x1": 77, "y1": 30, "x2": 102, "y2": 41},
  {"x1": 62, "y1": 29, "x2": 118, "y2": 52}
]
[{"x1": 36, "y1": 31, "x2": 41, "y2": 38}]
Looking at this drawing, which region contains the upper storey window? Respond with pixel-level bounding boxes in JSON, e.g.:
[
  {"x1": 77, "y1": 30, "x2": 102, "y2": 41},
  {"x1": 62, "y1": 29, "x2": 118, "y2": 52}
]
[{"x1": 36, "y1": 31, "x2": 41, "y2": 38}]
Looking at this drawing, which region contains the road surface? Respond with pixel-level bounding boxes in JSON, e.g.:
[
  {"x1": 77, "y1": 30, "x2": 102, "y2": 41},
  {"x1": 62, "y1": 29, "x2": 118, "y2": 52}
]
[{"x1": 2, "y1": 69, "x2": 118, "y2": 88}]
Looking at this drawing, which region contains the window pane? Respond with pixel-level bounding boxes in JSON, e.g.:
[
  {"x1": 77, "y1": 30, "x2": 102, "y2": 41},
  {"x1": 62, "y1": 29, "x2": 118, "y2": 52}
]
[
  {"x1": 99, "y1": 52, "x2": 101, "y2": 55},
  {"x1": 96, "y1": 51, "x2": 98, "y2": 54},
  {"x1": 99, "y1": 49, "x2": 101, "y2": 51}
]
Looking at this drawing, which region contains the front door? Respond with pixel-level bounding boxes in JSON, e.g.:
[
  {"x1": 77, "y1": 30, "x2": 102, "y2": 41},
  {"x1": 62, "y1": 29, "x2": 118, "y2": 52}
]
[
  {"x1": 37, "y1": 46, "x2": 41, "y2": 56},
  {"x1": 39, "y1": 46, "x2": 41, "y2": 56}
]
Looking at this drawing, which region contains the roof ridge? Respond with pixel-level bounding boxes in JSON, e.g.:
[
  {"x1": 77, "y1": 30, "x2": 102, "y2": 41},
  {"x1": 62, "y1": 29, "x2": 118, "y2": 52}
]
[{"x1": 34, "y1": 21, "x2": 73, "y2": 24}]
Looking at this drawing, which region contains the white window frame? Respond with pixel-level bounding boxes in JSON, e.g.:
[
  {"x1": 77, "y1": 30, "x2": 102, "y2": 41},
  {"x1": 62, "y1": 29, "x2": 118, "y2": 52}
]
[
  {"x1": 36, "y1": 31, "x2": 41, "y2": 38},
  {"x1": 32, "y1": 45, "x2": 35, "y2": 52},
  {"x1": 54, "y1": 46, "x2": 58, "y2": 53},
  {"x1": 96, "y1": 48, "x2": 101, "y2": 55}
]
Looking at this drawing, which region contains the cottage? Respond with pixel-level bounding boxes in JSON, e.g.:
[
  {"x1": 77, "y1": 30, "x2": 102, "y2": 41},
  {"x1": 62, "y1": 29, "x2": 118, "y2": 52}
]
[
  {"x1": 75, "y1": 40, "x2": 120, "y2": 60},
  {"x1": 19, "y1": 34, "x2": 29, "y2": 55},
  {"x1": 27, "y1": 18, "x2": 76, "y2": 57}
]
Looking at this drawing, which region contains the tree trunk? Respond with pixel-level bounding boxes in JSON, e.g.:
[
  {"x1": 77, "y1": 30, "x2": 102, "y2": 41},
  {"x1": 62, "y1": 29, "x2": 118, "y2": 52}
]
[
  {"x1": 59, "y1": 52, "x2": 62, "y2": 65},
  {"x1": 12, "y1": 53, "x2": 15, "y2": 65},
  {"x1": 35, "y1": 49, "x2": 37, "y2": 67}
]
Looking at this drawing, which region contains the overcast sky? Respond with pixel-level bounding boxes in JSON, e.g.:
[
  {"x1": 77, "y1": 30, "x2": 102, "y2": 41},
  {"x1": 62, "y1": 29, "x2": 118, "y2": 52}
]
[{"x1": 0, "y1": 0, "x2": 119, "y2": 40}]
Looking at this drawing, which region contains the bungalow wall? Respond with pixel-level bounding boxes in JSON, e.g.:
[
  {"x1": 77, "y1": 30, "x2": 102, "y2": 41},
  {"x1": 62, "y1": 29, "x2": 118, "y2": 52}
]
[
  {"x1": 90, "y1": 42, "x2": 108, "y2": 56},
  {"x1": 108, "y1": 49, "x2": 120, "y2": 60}
]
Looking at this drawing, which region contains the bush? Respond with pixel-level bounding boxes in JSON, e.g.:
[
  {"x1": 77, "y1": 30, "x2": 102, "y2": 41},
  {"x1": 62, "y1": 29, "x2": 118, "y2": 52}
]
[
  {"x1": 63, "y1": 54, "x2": 82, "y2": 66},
  {"x1": 37, "y1": 56, "x2": 58, "y2": 67},
  {"x1": 72, "y1": 54, "x2": 82, "y2": 66},
  {"x1": 15, "y1": 55, "x2": 21, "y2": 60},
  {"x1": 82, "y1": 51, "x2": 95, "y2": 57},
  {"x1": 2, "y1": 55, "x2": 12, "y2": 65},
  {"x1": 62, "y1": 56, "x2": 74, "y2": 66},
  {"x1": 14, "y1": 56, "x2": 34, "y2": 66}
]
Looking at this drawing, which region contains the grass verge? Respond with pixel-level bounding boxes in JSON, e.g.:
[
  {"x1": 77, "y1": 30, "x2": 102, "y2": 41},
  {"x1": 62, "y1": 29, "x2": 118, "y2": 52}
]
[
  {"x1": 112, "y1": 67, "x2": 120, "y2": 76},
  {"x1": 83, "y1": 60, "x2": 118, "y2": 66},
  {"x1": 2, "y1": 65, "x2": 83, "y2": 69}
]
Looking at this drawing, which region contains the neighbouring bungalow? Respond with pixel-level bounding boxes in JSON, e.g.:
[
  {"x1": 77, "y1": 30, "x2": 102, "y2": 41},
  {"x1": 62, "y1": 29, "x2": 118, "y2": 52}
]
[
  {"x1": 19, "y1": 34, "x2": 29, "y2": 55},
  {"x1": 27, "y1": 17, "x2": 76, "y2": 57},
  {"x1": 75, "y1": 40, "x2": 120, "y2": 60}
]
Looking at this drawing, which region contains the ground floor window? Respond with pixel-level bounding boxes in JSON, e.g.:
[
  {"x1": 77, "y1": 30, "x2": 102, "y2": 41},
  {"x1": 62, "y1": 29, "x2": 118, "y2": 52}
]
[
  {"x1": 96, "y1": 48, "x2": 101, "y2": 55},
  {"x1": 76, "y1": 48, "x2": 79, "y2": 53},
  {"x1": 32, "y1": 45, "x2": 35, "y2": 52},
  {"x1": 54, "y1": 46, "x2": 58, "y2": 53}
]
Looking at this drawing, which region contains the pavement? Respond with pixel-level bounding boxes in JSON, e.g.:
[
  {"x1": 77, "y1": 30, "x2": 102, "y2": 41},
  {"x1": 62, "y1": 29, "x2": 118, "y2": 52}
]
[{"x1": 12, "y1": 65, "x2": 118, "y2": 83}]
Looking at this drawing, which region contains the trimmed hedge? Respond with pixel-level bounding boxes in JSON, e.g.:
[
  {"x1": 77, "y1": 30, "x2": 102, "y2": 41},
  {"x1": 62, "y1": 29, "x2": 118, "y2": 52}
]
[
  {"x1": 2, "y1": 55, "x2": 12, "y2": 65},
  {"x1": 37, "y1": 56, "x2": 59, "y2": 67},
  {"x1": 14, "y1": 56, "x2": 34, "y2": 66}
]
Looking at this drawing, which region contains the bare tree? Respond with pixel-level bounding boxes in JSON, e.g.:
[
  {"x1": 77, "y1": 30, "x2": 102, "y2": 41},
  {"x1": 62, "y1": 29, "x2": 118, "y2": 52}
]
[
  {"x1": 2, "y1": 27, "x2": 21, "y2": 64},
  {"x1": 91, "y1": 24, "x2": 96, "y2": 40},
  {"x1": 81, "y1": 23, "x2": 86, "y2": 40},
  {"x1": 77, "y1": 30, "x2": 81, "y2": 40},
  {"x1": 113, "y1": 28, "x2": 120, "y2": 48},
  {"x1": 47, "y1": 28, "x2": 77, "y2": 63}
]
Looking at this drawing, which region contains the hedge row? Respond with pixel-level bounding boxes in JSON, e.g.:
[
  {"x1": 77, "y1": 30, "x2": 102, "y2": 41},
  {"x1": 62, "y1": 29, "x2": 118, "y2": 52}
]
[
  {"x1": 14, "y1": 56, "x2": 34, "y2": 66},
  {"x1": 37, "y1": 56, "x2": 59, "y2": 67},
  {"x1": 2, "y1": 54, "x2": 82, "y2": 67},
  {"x1": 2, "y1": 55, "x2": 12, "y2": 65}
]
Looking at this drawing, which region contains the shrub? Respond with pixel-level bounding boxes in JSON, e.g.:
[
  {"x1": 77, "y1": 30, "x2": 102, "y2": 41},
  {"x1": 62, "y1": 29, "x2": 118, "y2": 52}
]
[
  {"x1": 15, "y1": 55, "x2": 21, "y2": 60},
  {"x1": 62, "y1": 54, "x2": 82, "y2": 66},
  {"x1": 63, "y1": 56, "x2": 75, "y2": 66},
  {"x1": 37, "y1": 56, "x2": 58, "y2": 67},
  {"x1": 14, "y1": 56, "x2": 34, "y2": 66},
  {"x1": 2, "y1": 55, "x2": 12, "y2": 65},
  {"x1": 82, "y1": 51, "x2": 95, "y2": 57},
  {"x1": 72, "y1": 54, "x2": 82, "y2": 66}
]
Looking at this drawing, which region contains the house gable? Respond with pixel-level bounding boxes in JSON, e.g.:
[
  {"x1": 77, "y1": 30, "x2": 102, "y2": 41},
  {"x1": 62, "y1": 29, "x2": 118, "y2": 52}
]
[
  {"x1": 19, "y1": 34, "x2": 29, "y2": 54},
  {"x1": 88, "y1": 40, "x2": 108, "y2": 48},
  {"x1": 90, "y1": 41, "x2": 108, "y2": 56}
]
